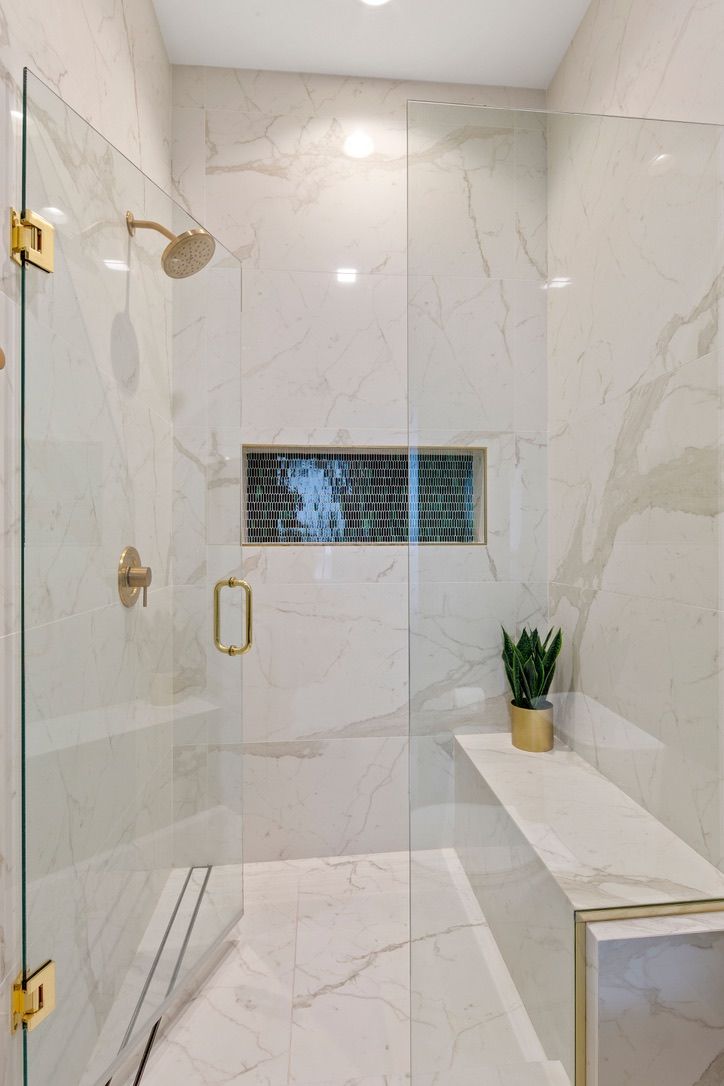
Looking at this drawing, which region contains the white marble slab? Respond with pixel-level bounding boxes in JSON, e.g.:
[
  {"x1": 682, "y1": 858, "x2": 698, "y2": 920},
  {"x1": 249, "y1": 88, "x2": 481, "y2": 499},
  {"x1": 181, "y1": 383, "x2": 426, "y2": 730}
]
[
  {"x1": 587, "y1": 912, "x2": 724, "y2": 1086},
  {"x1": 457, "y1": 733, "x2": 724, "y2": 911},
  {"x1": 455, "y1": 732, "x2": 724, "y2": 1078},
  {"x1": 142, "y1": 850, "x2": 561, "y2": 1086}
]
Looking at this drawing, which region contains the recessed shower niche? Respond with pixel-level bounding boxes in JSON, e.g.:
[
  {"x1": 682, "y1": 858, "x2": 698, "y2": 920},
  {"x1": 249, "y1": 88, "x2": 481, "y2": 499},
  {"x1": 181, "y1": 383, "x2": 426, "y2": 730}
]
[{"x1": 242, "y1": 446, "x2": 487, "y2": 545}]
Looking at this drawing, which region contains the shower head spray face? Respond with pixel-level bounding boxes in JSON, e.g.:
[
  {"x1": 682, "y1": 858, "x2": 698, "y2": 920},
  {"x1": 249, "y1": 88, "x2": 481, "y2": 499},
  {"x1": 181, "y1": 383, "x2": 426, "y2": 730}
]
[
  {"x1": 162, "y1": 230, "x2": 216, "y2": 278},
  {"x1": 126, "y1": 211, "x2": 216, "y2": 278}
]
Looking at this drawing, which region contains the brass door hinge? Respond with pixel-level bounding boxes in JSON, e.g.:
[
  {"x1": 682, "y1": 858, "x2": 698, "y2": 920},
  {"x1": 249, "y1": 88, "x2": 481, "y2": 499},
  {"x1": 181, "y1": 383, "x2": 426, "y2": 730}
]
[
  {"x1": 11, "y1": 961, "x2": 56, "y2": 1032},
  {"x1": 10, "y1": 208, "x2": 55, "y2": 273}
]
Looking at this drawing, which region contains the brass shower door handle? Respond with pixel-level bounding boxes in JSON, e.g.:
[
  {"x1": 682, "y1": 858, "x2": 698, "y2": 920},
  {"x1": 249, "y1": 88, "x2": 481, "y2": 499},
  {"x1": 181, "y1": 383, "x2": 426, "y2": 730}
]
[{"x1": 213, "y1": 577, "x2": 253, "y2": 656}]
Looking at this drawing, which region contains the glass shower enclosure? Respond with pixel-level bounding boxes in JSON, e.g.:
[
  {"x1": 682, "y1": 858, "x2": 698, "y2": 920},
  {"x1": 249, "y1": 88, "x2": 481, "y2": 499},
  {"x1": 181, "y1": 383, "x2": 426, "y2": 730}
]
[
  {"x1": 20, "y1": 71, "x2": 245, "y2": 1086},
  {"x1": 408, "y1": 100, "x2": 724, "y2": 1085}
]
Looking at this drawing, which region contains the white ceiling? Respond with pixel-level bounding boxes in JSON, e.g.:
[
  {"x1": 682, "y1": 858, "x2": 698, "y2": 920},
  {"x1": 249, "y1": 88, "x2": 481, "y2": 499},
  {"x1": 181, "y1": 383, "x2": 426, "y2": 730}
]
[{"x1": 152, "y1": 0, "x2": 591, "y2": 89}]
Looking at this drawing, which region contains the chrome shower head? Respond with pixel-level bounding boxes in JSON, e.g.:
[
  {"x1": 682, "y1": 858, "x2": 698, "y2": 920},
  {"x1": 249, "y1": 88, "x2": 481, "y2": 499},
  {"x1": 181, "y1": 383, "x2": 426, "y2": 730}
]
[{"x1": 125, "y1": 211, "x2": 216, "y2": 278}]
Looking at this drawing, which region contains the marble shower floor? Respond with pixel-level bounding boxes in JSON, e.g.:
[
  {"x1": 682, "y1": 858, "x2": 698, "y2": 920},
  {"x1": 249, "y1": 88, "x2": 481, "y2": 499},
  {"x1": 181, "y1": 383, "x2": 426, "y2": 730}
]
[{"x1": 140, "y1": 850, "x2": 569, "y2": 1086}]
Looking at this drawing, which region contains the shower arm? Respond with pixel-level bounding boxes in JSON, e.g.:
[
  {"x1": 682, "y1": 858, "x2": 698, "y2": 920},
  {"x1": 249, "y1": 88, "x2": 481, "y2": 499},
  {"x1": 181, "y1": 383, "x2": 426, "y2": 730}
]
[{"x1": 125, "y1": 211, "x2": 175, "y2": 242}]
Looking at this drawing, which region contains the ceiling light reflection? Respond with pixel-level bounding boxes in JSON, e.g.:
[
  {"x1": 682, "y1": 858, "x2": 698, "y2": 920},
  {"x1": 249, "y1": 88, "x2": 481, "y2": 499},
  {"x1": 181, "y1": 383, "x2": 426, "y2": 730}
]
[
  {"x1": 104, "y1": 259, "x2": 130, "y2": 272},
  {"x1": 343, "y1": 130, "x2": 375, "y2": 158}
]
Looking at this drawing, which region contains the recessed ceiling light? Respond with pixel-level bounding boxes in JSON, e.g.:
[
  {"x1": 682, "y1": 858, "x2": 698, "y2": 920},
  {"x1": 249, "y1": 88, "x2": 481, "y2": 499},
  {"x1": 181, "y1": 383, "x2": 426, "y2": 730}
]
[
  {"x1": 337, "y1": 268, "x2": 358, "y2": 284},
  {"x1": 343, "y1": 130, "x2": 375, "y2": 158},
  {"x1": 359, "y1": 0, "x2": 392, "y2": 6}
]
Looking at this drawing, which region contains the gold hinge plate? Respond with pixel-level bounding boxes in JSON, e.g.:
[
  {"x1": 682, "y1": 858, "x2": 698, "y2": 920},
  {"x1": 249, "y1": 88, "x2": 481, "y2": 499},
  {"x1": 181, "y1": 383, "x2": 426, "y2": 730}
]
[
  {"x1": 11, "y1": 961, "x2": 56, "y2": 1032},
  {"x1": 10, "y1": 208, "x2": 55, "y2": 273}
]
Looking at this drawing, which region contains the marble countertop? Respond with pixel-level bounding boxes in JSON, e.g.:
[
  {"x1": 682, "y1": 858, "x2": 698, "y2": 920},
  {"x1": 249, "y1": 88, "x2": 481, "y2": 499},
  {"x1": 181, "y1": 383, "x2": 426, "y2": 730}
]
[{"x1": 456, "y1": 733, "x2": 724, "y2": 911}]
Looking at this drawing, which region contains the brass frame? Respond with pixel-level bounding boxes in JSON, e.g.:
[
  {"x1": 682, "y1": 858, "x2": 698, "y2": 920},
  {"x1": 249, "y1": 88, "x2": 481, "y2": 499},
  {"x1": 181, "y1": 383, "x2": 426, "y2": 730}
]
[
  {"x1": 240, "y1": 444, "x2": 488, "y2": 547},
  {"x1": 213, "y1": 577, "x2": 253, "y2": 656},
  {"x1": 574, "y1": 899, "x2": 724, "y2": 1084}
]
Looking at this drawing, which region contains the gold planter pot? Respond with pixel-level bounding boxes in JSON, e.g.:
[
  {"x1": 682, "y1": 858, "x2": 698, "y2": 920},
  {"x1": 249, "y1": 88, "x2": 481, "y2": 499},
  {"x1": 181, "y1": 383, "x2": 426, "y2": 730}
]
[{"x1": 510, "y1": 702, "x2": 554, "y2": 752}]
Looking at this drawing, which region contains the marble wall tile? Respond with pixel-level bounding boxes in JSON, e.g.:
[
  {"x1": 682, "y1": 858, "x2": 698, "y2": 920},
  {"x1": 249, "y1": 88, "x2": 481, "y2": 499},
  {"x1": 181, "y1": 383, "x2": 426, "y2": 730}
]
[
  {"x1": 547, "y1": 101, "x2": 724, "y2": 878},
  {"x1": 410, "y1": 850, "x2": 550, "y2": 1079},
  {"x1": 547, "y1": 112, "x2": 721, "y2": 425},
  {"x1": 0, "y1": 287, "x2": 20, "y2": 640},
  {"x1": 410, "y1": 581, "x2": 548, "y2": 734},
  {"x1": 550, "y1": 582, "x2": 721, "y2": 866},
  {"x1": 243, "y1": 581, "x2": 408, "y2": 742},
  {"x1": 243, "y1": 737, "x2": 409, "y2": 861},
  {"x1": 408, "y1": 105, "x2": 547, "y2": 281},
  {"x1": 172, "y1": 429, "x2": 208, "y2": 585},
  {"x1": 548, "y1": 0, "x2": 724, "y2": 125},
  {"x1": 171, "y1": 106, "x2": 206, "y2": 218},
  {"x1": 204, "y1": 106, "x2": 406, "y2": 273},
  {"x1": 243, "y1": 542, "x2": 407, "y2": 587},
  {"x1": 0, "y1": 0, "x2": 171, "y2": 189},
  {"x1": 549, "y1": 353, "x2": 718, "y2": 610},
  {"x1": 242, "y1": 269, "x2": 406, "y2": 434},
  {"x1": 410, "y1": 580, "x2": 548, "y2": 851},
  {"x1": 290, "y1": 885, "x2": 410, "y2": 1081},
  {"x1": 187, "y1": 66, "x2": 544, "y2": 119},
  {"x1": 407, "y1": 430, "x2": 546, "y2": 587},
  {"x1": 206, "y1": 264, "x2": 242, "y2": 430},
  {"x1": 0, "y1": 633, "x2": 20, "y2": 987},
  {"x1": 454, "y1": 744, "x2": 574, "y2": 1077},
  {"x1": 408, "y1": 277, "x2": 516, "y2": 432},
  {"x1": 242, "y1": 423, "x2": 409, "y2": 448},
  {"x1": 586, "y1": 912, "x2": 724, "y2": 1086},
  {"x1": 207, "y1": 428, "x2": 242, "y2": 545}
]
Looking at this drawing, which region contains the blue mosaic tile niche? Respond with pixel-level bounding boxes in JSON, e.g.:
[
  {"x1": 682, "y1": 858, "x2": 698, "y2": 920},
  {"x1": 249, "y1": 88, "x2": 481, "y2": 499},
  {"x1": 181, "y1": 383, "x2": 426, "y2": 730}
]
[{"x1": 244, "y1": 448, "x2": 485, "y2": 545}]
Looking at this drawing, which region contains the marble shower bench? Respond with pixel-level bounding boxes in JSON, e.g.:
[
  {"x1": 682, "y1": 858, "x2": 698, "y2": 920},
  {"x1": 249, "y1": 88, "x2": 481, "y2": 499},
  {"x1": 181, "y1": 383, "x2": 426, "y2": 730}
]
[{"x1": 454, "y1": 732, "x2": 724, "y2": 1086}]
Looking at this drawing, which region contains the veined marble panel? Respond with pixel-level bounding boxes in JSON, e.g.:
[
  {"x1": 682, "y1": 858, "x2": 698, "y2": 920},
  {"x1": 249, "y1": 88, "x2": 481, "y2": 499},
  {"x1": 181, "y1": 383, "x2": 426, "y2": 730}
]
[
  {"x1": 0, "y1": 285, "x2": 19, "y2": 639},
  {"x1": 406, "y1": 429, "x2": 547, "y2": 587},
  {"x1": 0, "y1": 632, "x2": 20, "y2": 985},
  {"x1": 207, "y1": 428, "x2": 242, "y2": 545},
  {"x1": 242, "y1": 543, "x2": 407, "y2": 587},
  {"x1": 24, "y1": 322, "x2": 174, "y2": 619},
  {"x1": 410, "y1": 850, "x2": 550, "y2": 1078},
  {"x1": 242, "y1": 269, "x2": 405, "y2": 434},
  {"x1": 243, "y1": 738, "x2": 408, "y2": 861},
  {"x1": 547, "y1": 0, "x2": 724, "y2": 125},
  {"x1": 586, "y1": 912, "x2": 724, "y2": 1086},
  {"x1": 408, "y1": 104, "x2": 546, "y2": 281},
  {"x1": 550, "y1": 583, "x2": 721, "y2": 867},
  {"x1": 547, "y1": 112, "x2": 721, "y2": 425},
  {"x1": 172, "y1": 105, "x2": 206, "y2": 218},
  {"x1": 549, "y1": 352, "x2": 718, "y2": 610},
  {"x1": 174, "y1": 65, "x2": 545, "y2": 117},
  {"x1": 204, "y1": 106, "x2": 406, "y2": 273},
  {"x1": 243, "y1": 581, "x2": 407, "y2": 742},
  {"x1": 142, "y1": 849, "x2": 565, "y2": 1086},
  {"x1": 409, "y1": 276, "x2": 543, "y2": 433},
  {"x1": 0, "y1": 0, "x2": 171, "y2": 189},
  {"x1": 410, "y1": 581, "x2": 548, "y2": 734},
  {"x1": 291, "y1": 884, "x2": 410, "y2": 1081},
  {"x1": 455, "y1": 733, "x2": 724, "y2": 1077}
]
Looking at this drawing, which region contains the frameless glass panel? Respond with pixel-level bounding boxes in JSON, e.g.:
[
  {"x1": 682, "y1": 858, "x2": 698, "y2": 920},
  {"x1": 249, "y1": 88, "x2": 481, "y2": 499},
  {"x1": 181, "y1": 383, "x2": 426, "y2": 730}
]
[
  {"x1": 21, "y1": 70, "x2": 244, "y2": 1086},
  {"x1": 408, "y1": 100, "x2": 724, "y2": 1085}
]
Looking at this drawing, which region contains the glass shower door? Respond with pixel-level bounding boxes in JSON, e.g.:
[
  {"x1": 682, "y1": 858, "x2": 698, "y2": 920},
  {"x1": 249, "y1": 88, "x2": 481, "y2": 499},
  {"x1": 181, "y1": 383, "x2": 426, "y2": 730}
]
[{"x1": 20, "y1": 71, "x2": 244, "y2": 1086}]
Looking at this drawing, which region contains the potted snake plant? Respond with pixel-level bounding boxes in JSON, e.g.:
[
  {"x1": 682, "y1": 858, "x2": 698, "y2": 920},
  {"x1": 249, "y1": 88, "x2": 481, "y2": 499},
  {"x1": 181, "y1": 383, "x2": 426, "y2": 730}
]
[{"x1": 501, "y1": 626, "x2": 562, "y2": 752}]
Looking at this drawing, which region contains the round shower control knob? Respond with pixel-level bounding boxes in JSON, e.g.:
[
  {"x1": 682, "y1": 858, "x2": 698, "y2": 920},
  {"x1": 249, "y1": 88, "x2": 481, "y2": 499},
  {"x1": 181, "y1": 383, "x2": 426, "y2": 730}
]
[{"x1": 118, "y1": 546, "x2": 153, "y2": 608}]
